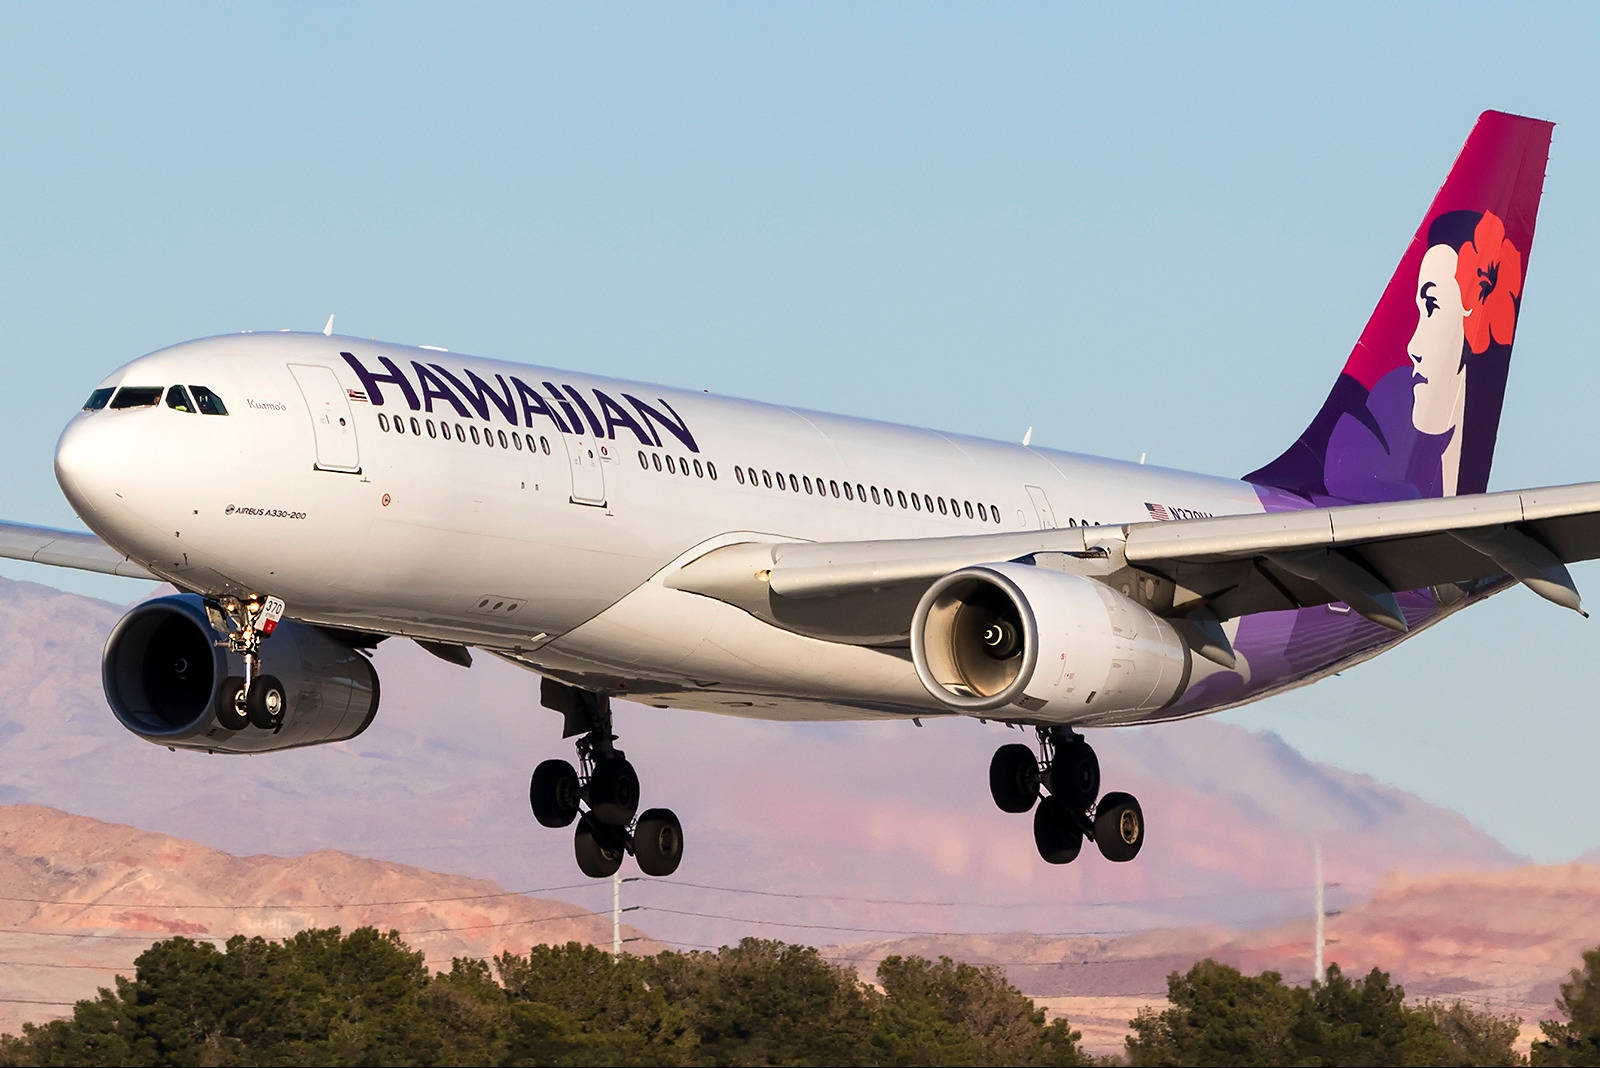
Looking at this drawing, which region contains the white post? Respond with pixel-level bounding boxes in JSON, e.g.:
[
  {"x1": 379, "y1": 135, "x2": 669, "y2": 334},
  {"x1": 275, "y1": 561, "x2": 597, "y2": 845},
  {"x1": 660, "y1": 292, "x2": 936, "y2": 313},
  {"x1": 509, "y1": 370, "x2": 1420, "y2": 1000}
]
[
  {"x1": 1313, "y1": 841, "x2": 1325, "y2": 985},
  {"x1": 613, "y1": 870, "x2": 622, "y2": 960}
]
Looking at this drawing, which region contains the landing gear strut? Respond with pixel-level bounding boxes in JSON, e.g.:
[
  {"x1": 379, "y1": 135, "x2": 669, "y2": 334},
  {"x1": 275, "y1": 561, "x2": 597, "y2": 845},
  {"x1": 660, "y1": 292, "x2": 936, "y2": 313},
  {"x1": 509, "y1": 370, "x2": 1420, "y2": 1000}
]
[
  {"x1": 987, "y1": 726, "x2": 1144, "y2": 865},
  {"x1": 529, "y1": 679, "x2": 684, "y2": 879},
  {"x1": 207, "y1": 595, "x2": 288, "y2": 732}
]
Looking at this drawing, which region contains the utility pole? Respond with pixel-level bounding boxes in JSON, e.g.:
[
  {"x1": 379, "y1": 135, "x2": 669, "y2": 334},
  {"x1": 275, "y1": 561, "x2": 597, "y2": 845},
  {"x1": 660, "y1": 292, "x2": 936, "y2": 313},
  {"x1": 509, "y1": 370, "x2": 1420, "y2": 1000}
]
[
  {"x1": 613, "y1": 869, "x2": 622, "y2": 959},
  {"x1": 1313, "y1": 841, "x2": 1325, "y2": 985}
]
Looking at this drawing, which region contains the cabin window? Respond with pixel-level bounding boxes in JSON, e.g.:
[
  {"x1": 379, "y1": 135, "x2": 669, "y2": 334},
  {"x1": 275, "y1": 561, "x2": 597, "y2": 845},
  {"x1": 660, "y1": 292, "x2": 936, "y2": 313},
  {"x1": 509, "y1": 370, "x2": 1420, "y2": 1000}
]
[
  {"x1": 693, "y1": 459, "x2": 703, "y2": 478},
  {"x1": 639, "y1": 451, "x2": 648, "y2": 468},
  {"x1": 736, "y1": 467, "x2": 746, "y2": 485},
  {"x1": 708, "y1": 462, "x2": 717, "y2": 480},
  {"x1": 82, "y1": 387, "x2": 114, "y2": 411},
  {"x1": 470, "y1": 426, "x2": 480, "y2": 444},
  {"x1": 498, "y1": 430, "x2": 508, "y2": 448},
  {"x1": 829, "y1": 480, "x2": 839, "y2": 497},
  {"x1": 666, "y1": 456, "x2": 677, "y2": 474},
  {"x1": 964, "y1": 501, "x2": 973, "y2": 519},
  {"x1": 762, "y1": 470, "x2": 772, "y2": 488},
  {"x1": 427, "y1": 420, "x2": 437, "y2": 438},
  {"x1": 541, "y1": 437, "x2": 551, "y2": 454},
  {"x1": 843, "y1": 482, "x2": 853, "y2": 501},
  {"x1": 897, "y1": 490, "x2": 907, "y2": 509},
  {"x1": 378, "y1": 413, "x2": 390, "y2": 432},
  {"x1": 513, "y1": 432, "x2": 523, "y2": 451},
  {"x1": 409, "y1": 417, "x2": 420, "y2": 435},
  {"x1": 870, "y1": 486, "x2": 880, "y2": 505}
]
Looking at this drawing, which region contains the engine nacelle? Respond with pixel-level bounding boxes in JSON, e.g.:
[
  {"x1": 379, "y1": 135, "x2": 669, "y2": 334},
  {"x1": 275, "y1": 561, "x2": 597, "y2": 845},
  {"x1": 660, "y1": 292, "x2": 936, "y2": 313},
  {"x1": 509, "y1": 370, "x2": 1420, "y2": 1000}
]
[
  {"x1": 910, "y1": 563, "x2": 1191, "y2": 721},
  {"x1": 102, "y1": 594, "x2": 380, "y2": 754}
]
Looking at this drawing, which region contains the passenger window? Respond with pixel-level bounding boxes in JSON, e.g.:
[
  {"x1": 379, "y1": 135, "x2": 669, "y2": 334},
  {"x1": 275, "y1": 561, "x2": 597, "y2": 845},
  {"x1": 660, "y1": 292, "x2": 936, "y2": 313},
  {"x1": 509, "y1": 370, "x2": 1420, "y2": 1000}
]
[
  {"x1": 82, "y1": 387, "x2": 114, "y2": 411},
  {"x1": 639, "y1": 451, "x2": 648, "y2": 468},
  {"x1": 829, "y1": 480, "x2": 839, "y2": 497},
  {"x1": 803, "y1": 476, "x2": 813, "y2": 494},
  {"x1": 470, "y1": 426, "x2": 480, "y2": 444},
  {"x1": 189, "y1": 386, "x2": 228, "y2": 415},
  {"x1": 427, "y1": 420, "x2": 437, "y2": 438},
  {"x1": 378, "y1": 413, "x2": 390, "y2": 432},
  {"x1": 109, "y1": 386, "x2": 162, "y2": 409},
  {"x1": 693, "y1": 459, "x2": 703, "y2": 478},
  {"x1": 666, "y1": 456, "x2": 677, "y2": 474},
  {"x1": 165, "y1": 385, "x2": 195, "y2": 412},
  {"x1": 964, "y1": 501, "x2": 973, "y2": 519},
  {"x1": 708, "y1": 462, "x2": 717, "y2": 480},
  {"x1": 682, "y1": 459, "x2": 691, "y2": 478},
  {"x1": 513, "y1": 432, "x2": 523, "y2": 451},
  {"x1": 897, "y1": 490, "x2": 907, "y2": 509},
  {"x1": 541, "y1": 436, "x2": 551, "y2": 455},
  {"x1": 938, "y1": 498, "x2": 947, "y2": 515},
  {"x1": 923, "y1": 494, "x2": 933, "y2": 512},
  {"x1": 843, "y1": 482, "x2": 853, "y2": 501},
  {"x1": 911, "y1": 494, "x2": 921, "y2": 511},
  {"x1": 410, "y1": 417, "x2": 421, "y2": 435},
  {"x1": 789, "y1": 474, "x2": 799, "y2": 492},
  {"x1": 856, "y1": 483, "x2": 866, "y2": 501},
  {"x1": 525, "y1": 433, "x2": 535, "y2": 451},
  {"x1": 653, "y1": 454, "x2": 663, "y2": 471},
  {"x1": 498, "y1": 430, "x2": 508, "y2": 448},
  {"x1": 991, "y1": 504, "x2": 1001, "y2": 524},
  {"x1": 870, "y1": 487, "x2": 881, "y2": 505},
  {"x1": 762, "y1": 471, "x2": 772, "y2": 489},
  {"x1": 396, "y1": 417, "x2": 407, "y2": 435},
  {"x1": 736, "y1": 467, "x2": 746, "y2": 485}
]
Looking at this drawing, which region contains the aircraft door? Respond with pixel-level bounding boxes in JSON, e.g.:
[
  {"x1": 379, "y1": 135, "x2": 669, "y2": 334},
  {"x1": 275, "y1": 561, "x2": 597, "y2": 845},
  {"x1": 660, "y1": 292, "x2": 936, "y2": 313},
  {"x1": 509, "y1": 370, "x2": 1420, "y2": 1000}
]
[
  {"x1": 561, "y1": 424, "x2": 607, "y2": 507},
  {"x1": 1025, "y1": 485, "x2": 1056, "y2": 528},
  {"x1": 288, "y1": 364, "x2": 361, "y2": 473}
]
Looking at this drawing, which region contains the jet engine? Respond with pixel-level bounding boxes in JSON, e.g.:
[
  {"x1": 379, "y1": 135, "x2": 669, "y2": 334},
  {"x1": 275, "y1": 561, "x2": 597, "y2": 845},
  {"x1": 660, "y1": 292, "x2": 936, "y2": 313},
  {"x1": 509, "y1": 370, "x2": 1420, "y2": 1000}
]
[
  {"x1": 101, "y1": 594, "x2": 380, "y2": 754},
  {"x1": 910, "y1": 563, "x2": 1190, "y2": 721}
]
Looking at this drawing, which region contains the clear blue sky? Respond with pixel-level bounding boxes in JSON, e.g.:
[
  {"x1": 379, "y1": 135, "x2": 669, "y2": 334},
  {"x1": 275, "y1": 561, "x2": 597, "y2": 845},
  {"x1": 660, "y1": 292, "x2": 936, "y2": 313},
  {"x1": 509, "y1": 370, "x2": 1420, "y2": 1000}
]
[{"x1": 3, "y1": 3, "x2": 1599, "y2": 861}]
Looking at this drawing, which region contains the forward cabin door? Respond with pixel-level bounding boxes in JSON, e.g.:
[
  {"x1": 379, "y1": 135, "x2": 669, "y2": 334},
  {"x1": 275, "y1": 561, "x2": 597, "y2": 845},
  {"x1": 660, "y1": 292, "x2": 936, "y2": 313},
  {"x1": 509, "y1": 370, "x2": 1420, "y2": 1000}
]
[
  {"x1": 288, "y1": 364, "x2": 361, "y2": 473},
  {"x1": 563, "y1": 424, "x2": 607, "y2": 507}
]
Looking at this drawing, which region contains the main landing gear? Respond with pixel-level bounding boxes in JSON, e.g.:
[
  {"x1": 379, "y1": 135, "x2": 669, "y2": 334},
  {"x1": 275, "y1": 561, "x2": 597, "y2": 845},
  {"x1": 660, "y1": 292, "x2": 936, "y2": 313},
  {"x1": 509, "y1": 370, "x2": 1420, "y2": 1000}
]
[
  {"x1": 989, "y1": 727, "x2": 1144, "y2": 865},
  {"x1": 208, "y1": 595, "x2": 289, "y2": 733},
  {"x1": 529, "y1": 679, "x2": 683, "y2": 879}
]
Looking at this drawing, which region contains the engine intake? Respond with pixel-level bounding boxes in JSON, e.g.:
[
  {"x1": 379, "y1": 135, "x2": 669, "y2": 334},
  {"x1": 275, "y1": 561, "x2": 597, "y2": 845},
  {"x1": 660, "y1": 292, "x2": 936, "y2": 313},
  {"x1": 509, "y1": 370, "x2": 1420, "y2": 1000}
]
[
  {"x1": 910, "y1": 563, "x2": 1191, "y2": 721},
  {"x1": 102, "y1": 594, "x2": 380, "y2": 753}
]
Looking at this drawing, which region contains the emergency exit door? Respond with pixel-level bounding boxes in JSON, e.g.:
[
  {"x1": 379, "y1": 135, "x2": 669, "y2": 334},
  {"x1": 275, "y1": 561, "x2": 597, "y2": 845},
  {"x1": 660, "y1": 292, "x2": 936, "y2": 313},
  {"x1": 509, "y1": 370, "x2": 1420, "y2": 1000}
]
[{"x1": 288, "y1": 364, "x2": 361, "y2": 473}]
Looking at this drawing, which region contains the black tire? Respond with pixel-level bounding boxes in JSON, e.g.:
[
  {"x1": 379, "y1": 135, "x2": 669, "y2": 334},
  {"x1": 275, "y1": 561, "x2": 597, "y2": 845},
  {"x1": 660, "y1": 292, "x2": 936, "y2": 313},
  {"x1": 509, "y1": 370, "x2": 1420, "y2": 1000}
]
[
  {"x1": 1093, "y1": 791, "x2": 1144, "y2": 863},
  {"x1": 989, "y1": 743, "x2": 1040, "y2": 813},
  {"x1": 1032, "y1": 795, "x2": 1083, "y2": 864},
  {"x1": 574, "y1": 814, "x2": 624, "y2": 878},
  {"x1": 530, "y1": 759, "x2": 581, "y2": 828},
  {"x1": 246, "y1": 674, "x2": 287, "y2": 730},
  {"x1": 588, "y1": 757, "x2": 640, "y2": 826},
  {"x1": 633, "y1": 807, "x2": 684, "y2": 877},
  {"x1": 1050, "y1": 741, "x2": 1101, "y2": 809},
  {"x1": 216, "y1": 676, "x2": 249, "y2": 731}
]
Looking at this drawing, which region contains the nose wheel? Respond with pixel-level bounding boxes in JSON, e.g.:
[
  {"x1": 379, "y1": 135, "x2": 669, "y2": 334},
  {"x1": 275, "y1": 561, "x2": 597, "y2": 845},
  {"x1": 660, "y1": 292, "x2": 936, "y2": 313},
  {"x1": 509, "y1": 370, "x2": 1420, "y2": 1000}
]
[
  {"x1": 208, "y1": 596, "x2": 288, "y2": 733},
  {"x1": 529, "y1": 680, "x2": 685, "y2": 879},
  {"x1": 988, "y1": 727, "x2": 1144, "y2": 865}
]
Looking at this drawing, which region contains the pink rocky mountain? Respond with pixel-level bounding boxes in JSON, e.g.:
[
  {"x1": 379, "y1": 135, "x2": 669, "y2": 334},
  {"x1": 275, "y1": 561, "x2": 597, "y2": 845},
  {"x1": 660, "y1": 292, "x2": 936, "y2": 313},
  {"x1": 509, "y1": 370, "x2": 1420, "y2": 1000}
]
[{"x1": 0, "y1": 573, "x2": 1517, "y2": 953}]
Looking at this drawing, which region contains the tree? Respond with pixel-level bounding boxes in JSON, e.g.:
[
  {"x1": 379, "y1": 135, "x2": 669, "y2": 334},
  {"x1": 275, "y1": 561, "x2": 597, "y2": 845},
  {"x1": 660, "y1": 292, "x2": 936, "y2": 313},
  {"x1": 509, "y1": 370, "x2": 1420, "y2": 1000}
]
[
  {"x1": 1533, "y1": 946, "x2": 1600, "y2": 1066},
  {"x1": 1126, "y1": 959, "x2": 1306, "y2": 1066},
  {"x1": 870, "y1": 954, "x2": 1087, "y2": 1066},
  {"x1": 1420, "y1": 1000, "x2": 1525, "y2": 1067}
]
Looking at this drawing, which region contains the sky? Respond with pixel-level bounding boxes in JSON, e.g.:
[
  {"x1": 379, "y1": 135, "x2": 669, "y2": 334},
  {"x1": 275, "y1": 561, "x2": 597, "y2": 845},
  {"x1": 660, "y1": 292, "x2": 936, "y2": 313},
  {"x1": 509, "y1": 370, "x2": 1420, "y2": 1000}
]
[{"x1": 2, "y1": 3, "x2": 1600, "y2": 862}]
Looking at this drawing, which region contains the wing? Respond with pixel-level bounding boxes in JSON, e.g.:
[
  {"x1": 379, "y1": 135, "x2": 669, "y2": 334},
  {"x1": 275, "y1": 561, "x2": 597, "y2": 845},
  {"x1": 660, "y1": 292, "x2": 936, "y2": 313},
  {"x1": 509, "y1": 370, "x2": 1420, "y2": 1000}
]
[
  {"x1": 667, "y1": 481, "x2": 1600, "y2": 644},
  {"x1": 0, "y1": 521, "x2": 156, "y2": 580}
]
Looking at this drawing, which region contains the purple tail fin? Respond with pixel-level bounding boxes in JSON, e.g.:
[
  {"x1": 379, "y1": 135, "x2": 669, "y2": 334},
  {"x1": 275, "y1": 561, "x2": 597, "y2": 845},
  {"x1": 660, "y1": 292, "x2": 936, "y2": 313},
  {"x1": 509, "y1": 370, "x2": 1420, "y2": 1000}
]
[{"x1": 1246, "y1": 111, "x2": 1553, "y2": 503}]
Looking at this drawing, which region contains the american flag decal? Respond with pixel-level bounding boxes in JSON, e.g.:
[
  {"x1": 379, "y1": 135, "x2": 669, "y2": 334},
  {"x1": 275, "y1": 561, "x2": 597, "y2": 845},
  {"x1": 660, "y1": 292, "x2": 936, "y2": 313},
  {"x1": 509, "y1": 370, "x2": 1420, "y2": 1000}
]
[
  {"x1": 347, "y1": 389, "x2": 368, "y2": 403},
  {"x1": 1144, "y1": 502, "x2": 1171, "y2": 521}
]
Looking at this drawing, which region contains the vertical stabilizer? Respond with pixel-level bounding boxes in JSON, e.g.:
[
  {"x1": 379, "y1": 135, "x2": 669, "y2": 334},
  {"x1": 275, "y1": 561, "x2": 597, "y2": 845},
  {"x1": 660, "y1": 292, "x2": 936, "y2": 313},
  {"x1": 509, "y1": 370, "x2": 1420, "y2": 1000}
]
[{"x1": 1246, "y1": 111, "x2": 1552, "y2": 503}]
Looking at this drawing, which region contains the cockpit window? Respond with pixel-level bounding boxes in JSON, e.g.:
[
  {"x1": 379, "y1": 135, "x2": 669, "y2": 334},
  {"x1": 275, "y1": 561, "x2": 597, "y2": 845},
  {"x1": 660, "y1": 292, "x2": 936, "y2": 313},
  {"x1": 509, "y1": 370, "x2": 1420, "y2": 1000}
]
[
  {"x1": 82, "y1": 387, "x2": 114, "y2": 411},
  {"x1": 166, "y1": 385, "x2": 195, "y2": 412},
  {"x1": 108, "y1": 387, "x2": 163, "y2": 409},
  {"x1": 189, "y1": 386, "x2": 227, "y2": 415}
]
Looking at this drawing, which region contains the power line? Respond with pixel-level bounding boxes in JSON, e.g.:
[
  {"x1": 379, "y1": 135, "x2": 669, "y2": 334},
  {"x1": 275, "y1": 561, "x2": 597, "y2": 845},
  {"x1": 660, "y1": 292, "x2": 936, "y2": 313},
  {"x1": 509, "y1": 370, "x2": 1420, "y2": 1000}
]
[
  {"x1": 0, "y1": 881, "x2": 604, "y2": 911},
  {"x1": 629, "y1": 905, "x2": 1136, "y2": 939}
]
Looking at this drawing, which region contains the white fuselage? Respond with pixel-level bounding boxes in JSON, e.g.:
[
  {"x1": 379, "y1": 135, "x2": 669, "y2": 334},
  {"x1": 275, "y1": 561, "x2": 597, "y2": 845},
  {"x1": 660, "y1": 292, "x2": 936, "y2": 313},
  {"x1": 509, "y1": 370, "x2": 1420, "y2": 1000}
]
[{"x1": 57, "y1": 333, "x2": 1273, "y2": 721}]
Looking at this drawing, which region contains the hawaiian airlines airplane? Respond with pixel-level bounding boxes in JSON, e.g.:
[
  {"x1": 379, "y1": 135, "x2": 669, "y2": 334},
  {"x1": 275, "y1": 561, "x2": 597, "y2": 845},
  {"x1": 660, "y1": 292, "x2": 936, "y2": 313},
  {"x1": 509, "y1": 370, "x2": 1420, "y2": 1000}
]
[{"x1": 2, "y1": 111, "x2": 1591, "y2": 880}]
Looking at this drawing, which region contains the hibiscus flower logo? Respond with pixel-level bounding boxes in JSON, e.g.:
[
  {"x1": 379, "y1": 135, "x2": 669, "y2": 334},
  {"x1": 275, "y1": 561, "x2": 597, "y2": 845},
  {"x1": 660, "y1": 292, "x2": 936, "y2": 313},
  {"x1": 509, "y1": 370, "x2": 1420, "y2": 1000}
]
[{"x1": 1453, "y1": 211, "x2": 1522, "y2": 354}]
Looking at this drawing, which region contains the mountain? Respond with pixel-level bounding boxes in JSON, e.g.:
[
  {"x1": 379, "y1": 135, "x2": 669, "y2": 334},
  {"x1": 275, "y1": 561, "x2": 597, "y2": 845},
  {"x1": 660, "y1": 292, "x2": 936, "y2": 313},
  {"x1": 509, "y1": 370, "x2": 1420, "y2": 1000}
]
[
  {"x1": 0, "y1": 572, "x2": 1519, "y2": 955},
  {"x1": 0, "y1": 804, "x2": 654, "y2": 1036}
]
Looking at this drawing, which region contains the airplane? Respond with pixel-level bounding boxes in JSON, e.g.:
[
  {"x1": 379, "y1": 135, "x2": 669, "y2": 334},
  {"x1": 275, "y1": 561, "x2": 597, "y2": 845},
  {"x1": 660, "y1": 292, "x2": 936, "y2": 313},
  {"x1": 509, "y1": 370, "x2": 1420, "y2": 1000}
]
[{"x1": 2, "y1": 110, "x2": 1592, "y2": 881}]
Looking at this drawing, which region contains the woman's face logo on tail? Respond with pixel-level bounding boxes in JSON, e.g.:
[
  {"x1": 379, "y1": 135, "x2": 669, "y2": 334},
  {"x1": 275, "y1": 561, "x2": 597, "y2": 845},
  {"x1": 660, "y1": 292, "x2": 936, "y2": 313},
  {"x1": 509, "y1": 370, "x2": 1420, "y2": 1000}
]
[{"x1": 1409, "y1": 243, "x2": 1467, "y2": 435}]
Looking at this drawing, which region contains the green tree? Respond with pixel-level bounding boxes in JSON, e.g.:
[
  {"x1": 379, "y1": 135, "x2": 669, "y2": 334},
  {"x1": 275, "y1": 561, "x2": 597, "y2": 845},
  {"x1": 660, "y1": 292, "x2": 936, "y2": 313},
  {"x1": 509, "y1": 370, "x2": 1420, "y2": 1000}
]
[
  {"x1": 1420, "y1": 1000, "x2": 1526, "y2": 1067},
  {"x1": 1126, "y1": 959, "x2": 1306, "y2": 1067},
  {"x1": 1296, "y1": 964, "x2": 1451, "y2": 1066},
  {"x1": 870, "y1": 954, "x2": 1087, "y2": 1066},
  {"x1": 1533, "y1": 946, "x2": 1600, "y2": 1066}
]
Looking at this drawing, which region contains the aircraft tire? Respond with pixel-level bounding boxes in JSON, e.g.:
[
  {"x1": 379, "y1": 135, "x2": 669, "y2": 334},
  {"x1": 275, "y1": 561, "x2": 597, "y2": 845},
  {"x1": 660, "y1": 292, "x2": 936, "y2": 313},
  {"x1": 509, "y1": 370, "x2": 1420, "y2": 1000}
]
[
  {"x1": 1093, "y1": 792, "x2": 1144, "y2": 863},
  {"x1": 589, "y1": 757, "x2": 640, "y2": 826},
  {"x1": 574, "y1": 814, "x2": 624, "y2": 878},
  {"x1": 1032, "y1": 795, "x2": 1083, "y2": 864},
  {"x1": 990, "y1": 744, "x2": 1041, "y2": 813},
  {"x1": 246, "y1": 674, "x2": 287, "y2": 730},
  {"x1": 633, "y1": 808, "x2": 684, "y2": 877},
  {"x1": 530, "y1": 759, "x2": 581, "y2": 828},
  {"x1": 1050, "y1": 741, "x2": 1100, "y2": 809},
  {"x1": 217, "y1": 677, "x2": 249, "y2": 731}
]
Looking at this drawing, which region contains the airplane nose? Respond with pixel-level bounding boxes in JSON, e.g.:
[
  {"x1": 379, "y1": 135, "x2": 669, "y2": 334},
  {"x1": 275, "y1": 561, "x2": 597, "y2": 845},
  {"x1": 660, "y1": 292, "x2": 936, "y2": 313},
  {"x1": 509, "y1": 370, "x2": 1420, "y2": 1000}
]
[{"x1": 54, "y1": 415, "x2": 117, "y2": 520}]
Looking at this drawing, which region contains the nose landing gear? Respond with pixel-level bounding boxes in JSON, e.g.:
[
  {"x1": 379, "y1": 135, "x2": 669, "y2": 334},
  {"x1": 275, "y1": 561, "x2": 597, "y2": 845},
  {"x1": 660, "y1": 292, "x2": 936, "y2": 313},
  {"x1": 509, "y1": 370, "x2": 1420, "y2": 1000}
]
[
  {"x1": 207, "y1": 596, "x2": 288, "y2": 732},
  {"x1": 529, "y1": 679, "x2": 684, "y2": 879},
  {"x1": 987, "y1": 726, "x2": 1144, "y2": 865}
]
